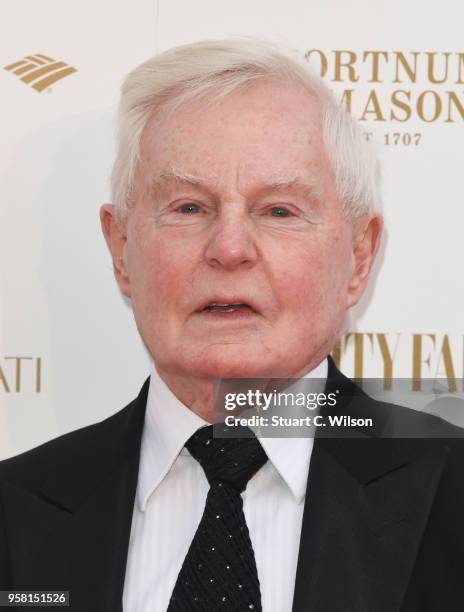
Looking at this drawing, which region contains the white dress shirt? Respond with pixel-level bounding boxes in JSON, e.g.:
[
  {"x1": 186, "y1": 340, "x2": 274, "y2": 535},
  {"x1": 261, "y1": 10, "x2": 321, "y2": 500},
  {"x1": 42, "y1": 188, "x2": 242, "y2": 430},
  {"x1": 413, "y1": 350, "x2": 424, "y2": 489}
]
[{"x1": 123, "y1": 359, "x2": 327, "y2": 612}]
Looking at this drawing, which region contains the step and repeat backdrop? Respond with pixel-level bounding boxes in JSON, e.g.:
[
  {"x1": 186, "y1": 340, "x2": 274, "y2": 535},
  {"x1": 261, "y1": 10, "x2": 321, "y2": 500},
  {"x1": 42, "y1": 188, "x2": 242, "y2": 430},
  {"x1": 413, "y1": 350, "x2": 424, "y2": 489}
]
[{"x1": 1, "y1": 0, "x2": 463, "y2": 458}]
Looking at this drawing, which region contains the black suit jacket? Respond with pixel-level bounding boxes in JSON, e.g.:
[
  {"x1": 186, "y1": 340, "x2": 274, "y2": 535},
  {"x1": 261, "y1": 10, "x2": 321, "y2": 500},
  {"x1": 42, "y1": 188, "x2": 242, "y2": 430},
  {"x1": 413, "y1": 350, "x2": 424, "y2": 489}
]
[{"x1": 1, "y1": 359, "x2": 464, "y2": 611}]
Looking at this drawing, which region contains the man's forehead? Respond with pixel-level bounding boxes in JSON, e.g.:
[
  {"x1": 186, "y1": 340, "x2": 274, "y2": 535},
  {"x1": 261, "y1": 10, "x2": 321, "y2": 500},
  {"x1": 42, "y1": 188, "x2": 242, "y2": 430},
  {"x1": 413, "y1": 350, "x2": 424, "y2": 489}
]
[{"x1": 141, "y1": 82, "x2": 323, "y2": 161}]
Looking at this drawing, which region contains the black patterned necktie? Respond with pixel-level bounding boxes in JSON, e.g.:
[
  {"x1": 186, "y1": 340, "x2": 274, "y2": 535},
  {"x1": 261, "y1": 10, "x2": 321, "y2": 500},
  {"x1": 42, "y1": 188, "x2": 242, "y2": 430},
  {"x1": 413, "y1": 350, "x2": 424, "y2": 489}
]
[{"x1": 167, "y1": 424, "x2": 268, "y2": 612}]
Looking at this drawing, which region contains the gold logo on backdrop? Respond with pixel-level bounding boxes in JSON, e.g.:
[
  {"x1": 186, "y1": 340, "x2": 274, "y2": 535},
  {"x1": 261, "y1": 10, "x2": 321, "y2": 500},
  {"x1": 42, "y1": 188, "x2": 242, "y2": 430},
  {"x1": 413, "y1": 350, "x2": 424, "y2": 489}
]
[
  {"x1": 304, "y1": 50, "x2": 464, "y2": 124},
  {"x1": 3, "y1": 54, "x2": 77, "y2": 92},
  {"x1": 0, "y1": 357, "x2": 42, "y2": 393},
  {"x1": 331, "y1": 333, "x2": 463, "y2": 392}
]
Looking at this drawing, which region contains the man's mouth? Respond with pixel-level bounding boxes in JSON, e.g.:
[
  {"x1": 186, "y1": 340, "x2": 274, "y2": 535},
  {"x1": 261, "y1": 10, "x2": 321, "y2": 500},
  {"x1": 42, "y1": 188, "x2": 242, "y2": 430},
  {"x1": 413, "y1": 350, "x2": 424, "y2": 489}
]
[
  {"x1": 195, "y1": 298, "x2": 259, "y2": 317},
  {"x1": 202, "y1": 303, "x2": 252, "y2": 313}
]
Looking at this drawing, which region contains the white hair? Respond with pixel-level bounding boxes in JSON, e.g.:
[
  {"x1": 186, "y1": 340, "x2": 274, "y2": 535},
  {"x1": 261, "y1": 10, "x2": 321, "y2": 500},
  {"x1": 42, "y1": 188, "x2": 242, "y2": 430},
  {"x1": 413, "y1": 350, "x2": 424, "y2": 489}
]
[{"x1": 111, "y1": 38, "x2": 382, "y2": 220}]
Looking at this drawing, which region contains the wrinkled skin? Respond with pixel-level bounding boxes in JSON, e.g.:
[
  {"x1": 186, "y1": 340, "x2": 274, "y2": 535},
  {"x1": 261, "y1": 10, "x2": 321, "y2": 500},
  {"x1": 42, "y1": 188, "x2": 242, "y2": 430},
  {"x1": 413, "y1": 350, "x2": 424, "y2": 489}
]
[{"x1": 101, "y1": 82, "x2": 382, "y2": 420}]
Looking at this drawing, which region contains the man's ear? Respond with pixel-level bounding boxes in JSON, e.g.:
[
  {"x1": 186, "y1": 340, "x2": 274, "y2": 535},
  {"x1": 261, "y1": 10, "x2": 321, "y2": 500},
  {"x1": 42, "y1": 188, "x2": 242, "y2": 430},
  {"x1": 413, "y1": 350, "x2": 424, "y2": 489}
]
[
  {"x1": 100, "y1": 204, "x2": 131, "y2": 298},
  {"x1": 347, "y1": 214, "x2": 383, "y2": 308}
]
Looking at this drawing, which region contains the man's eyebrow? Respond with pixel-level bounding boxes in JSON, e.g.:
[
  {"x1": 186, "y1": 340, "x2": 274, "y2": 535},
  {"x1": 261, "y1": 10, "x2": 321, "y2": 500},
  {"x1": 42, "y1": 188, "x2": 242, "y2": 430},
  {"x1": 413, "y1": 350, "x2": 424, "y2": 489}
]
[
  {"x1": 150, "y1": 169, "x2": 321, "y2": 200},
  {"x1": 151, "y1": 167, "x2": 206, "y2": 191},
  {"x1": 258, "y1": 177, "x2": 322, "y2": 201}
]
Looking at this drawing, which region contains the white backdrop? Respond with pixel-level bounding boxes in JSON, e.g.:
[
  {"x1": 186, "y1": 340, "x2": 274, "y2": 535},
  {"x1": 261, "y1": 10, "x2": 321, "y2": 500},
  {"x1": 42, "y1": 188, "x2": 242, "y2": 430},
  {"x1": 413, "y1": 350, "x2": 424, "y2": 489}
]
[{"x1": 1, "y1": 0, "x2": 463, "y2": 459}]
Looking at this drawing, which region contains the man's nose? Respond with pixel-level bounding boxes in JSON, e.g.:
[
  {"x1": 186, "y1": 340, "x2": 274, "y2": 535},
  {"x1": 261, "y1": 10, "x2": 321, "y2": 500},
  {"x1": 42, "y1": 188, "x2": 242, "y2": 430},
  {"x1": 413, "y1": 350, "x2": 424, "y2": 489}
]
[{"x1": 204, "y1": 213, "x2": 259, "y2": 271}]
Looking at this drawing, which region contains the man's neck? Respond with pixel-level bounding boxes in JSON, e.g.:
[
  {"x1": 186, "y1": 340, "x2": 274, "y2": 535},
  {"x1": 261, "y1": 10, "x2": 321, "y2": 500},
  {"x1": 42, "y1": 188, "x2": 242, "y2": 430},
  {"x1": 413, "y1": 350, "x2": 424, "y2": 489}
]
[{"x1": 153, "y1": 358, "x2": 329, "y2": 423}]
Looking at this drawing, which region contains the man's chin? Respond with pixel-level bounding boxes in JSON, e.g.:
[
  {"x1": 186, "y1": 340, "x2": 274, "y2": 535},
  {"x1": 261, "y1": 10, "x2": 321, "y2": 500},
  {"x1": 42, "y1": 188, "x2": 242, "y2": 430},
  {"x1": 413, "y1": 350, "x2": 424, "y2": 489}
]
[{"x1": 183, "y1": 348, "x2": 272, "y2": 379}]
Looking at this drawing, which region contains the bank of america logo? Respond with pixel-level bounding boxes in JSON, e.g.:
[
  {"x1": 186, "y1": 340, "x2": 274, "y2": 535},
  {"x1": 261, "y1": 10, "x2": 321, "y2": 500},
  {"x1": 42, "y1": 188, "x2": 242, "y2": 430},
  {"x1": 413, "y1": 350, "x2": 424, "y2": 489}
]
[{"x1": 3, "y1": 54, "x2": 77, "y2": 92}]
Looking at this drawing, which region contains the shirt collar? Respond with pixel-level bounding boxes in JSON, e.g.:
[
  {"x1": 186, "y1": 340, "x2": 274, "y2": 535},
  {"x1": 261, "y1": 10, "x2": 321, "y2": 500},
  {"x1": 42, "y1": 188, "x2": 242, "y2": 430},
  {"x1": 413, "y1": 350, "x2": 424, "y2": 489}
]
[
  {"x1": 137, "y1": 366, "x2": 209, "y2": 511},
  {"x1": 137, "y1": 359, "x2": 328, "y2": 511},
  {"x1": 257, "y1": 358, "x2": 327, "y2": 504}
]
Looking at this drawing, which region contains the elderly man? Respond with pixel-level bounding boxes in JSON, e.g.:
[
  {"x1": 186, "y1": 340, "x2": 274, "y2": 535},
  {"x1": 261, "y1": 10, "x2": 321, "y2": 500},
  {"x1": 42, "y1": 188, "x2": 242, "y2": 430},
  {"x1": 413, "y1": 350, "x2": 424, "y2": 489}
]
[{"x1": 1, "y1": 39, "x2": 463, "y2": 612}]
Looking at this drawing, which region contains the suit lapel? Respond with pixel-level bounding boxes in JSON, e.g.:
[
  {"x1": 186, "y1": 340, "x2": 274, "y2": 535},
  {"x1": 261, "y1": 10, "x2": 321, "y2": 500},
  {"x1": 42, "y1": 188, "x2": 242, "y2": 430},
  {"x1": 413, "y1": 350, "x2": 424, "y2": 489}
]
[
  {"x1": 292, "y1": 361, "x2": 449, "y2": 612},
  {"x1": 3, "y1": 378, "x2": 149, "y2": 611},
  {"x1": 71, "y1": 446, "x2": 142, "y2": 611}
]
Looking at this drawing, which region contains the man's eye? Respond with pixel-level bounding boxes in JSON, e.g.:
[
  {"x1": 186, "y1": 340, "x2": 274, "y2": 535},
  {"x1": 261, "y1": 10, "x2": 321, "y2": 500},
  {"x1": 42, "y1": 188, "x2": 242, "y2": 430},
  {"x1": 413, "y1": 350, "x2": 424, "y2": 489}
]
[
  {"x1": 269, "y1": 206, "x2": 292, "y2": 217},
  {"x1": 178, "y1": 203, "x2": 200, "y2": 214}
]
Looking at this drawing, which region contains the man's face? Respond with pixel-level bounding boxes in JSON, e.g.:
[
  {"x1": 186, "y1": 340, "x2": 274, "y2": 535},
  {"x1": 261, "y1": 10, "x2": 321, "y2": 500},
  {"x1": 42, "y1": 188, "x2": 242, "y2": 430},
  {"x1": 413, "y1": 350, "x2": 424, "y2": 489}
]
[{"x1": 104, "y1": 81, "x2": 380, "y2": 380}]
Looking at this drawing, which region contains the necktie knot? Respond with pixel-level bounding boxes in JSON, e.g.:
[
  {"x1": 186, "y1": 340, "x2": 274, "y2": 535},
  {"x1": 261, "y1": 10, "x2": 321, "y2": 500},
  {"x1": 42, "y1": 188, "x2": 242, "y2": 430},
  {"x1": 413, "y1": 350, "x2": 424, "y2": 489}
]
[{"x1": 186, "y1": 424, "x2": 267, "y2": 493}]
